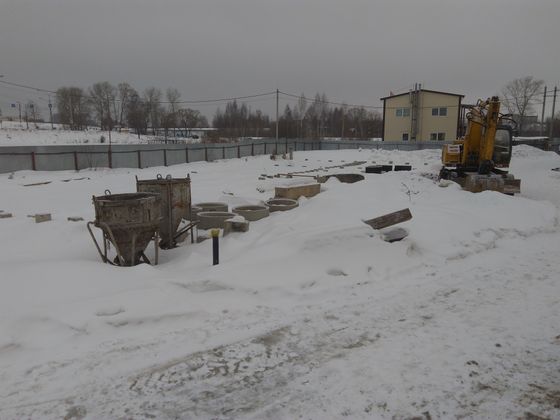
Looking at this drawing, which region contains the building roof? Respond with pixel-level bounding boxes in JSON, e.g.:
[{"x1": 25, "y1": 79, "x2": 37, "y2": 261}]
[{"x1": 380, "y1": 89, "x2": 464, "y2": 101}]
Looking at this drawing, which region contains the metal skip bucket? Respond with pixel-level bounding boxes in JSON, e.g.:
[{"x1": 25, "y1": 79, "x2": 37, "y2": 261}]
[
  {"x1": 136, "y1": 174, "x2": 193, "y2": 248},
  {"x1": 87, "y1": 191, "x2": 161, "y2": 266}
]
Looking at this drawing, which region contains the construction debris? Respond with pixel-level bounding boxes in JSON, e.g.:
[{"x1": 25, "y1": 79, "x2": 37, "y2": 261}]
[
  {"x1": 67, "y1": 217, "x2": 84, "y2": 222},
  {"x1": 28, "y1": 213, "x2": 52, "y2": 223},
  {"x1": 363, "y1": 208, "x2": 412, "y2": 230},
  {"x1": 0, "y1": 213, "x2": 13, "y2": 219},
  {"x1": 382, "y1": 227, "x2": 409, "y2": 243},
  {"x1": 23, "y1": 181, "x2": 52, "y2": 187}
]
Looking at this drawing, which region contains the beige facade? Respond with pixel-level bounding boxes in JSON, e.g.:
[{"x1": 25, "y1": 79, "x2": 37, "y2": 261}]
[{"x1": 381, "y1": 89, "x2": 463, "y2": 141}]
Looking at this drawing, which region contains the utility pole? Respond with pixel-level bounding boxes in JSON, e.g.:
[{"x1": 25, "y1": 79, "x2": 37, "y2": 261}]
[
  {"x1": 48, "y1": 96, "x2": 54, "y2": 129},
  {"x1": 541, "y1": 86, "x2": 547, "y2": 137},
  {"x1": 275, "y1": 89, "x2": 279, "y2": 142},
  {"x1": 549, "y1": 86, "x2": 557, "y2": 141}
]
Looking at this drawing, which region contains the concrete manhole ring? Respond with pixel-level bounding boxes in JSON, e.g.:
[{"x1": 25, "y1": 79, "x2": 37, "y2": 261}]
[
  {"x1": 265, "y1": 198, "x2": 299, "y2": 212},
  {"x1": 193, "y1": 202, "x2": 229, "y2": 212},
  {"x1": 232, "y1": 205, "x2": 270, "y2": 221},
  {"x1": 197, "y1": 211, "x2": 238, "y2": 229}
]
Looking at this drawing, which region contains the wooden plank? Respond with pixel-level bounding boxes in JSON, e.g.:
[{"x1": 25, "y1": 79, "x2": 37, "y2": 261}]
[{"x1": 363, "y1": 208, "x2": 412, "y2": 230}]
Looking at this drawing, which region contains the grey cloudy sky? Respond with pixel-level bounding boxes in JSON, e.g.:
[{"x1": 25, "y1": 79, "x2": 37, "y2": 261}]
[{"x1": 1, "y1": 0, "x2": 559, "y2": 119}]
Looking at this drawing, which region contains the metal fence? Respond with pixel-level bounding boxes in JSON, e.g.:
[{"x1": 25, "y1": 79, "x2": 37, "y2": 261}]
[{"x1": 0, "y1": 139, "x2": 449, "y2": 174}]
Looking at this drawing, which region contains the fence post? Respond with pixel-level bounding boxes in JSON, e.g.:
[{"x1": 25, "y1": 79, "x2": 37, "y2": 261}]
[
  {"x1": 73, "y1": 151, "x2": 79, "y2": 171},
  {"x1": 251, "y1": 143, "x2": 254, "y2": 156},
  {"x1": 137, "y1": 150, "x2": 142, "y2": 169},
  {"x1": 163, "y1": 149, "x2": 167, "y2": 166},
  {"x1": 108, "y1": 148, "x2": 113, "y2": 169},
  {"x1": 237, "y1": 145, "x2": 241, "y2": 159},
  {"x1": 31, "y1": 152, "x2": 36, "y2": 171},
  {"x1": 205, "y1": 147, "x2": 208, "y2": 162},
  {"x1": 222, "y1": 146, "x2": 225, "y2": 159}
]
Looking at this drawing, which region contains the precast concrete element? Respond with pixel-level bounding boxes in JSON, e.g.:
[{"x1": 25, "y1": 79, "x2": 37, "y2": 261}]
[
  {"x1": 316, "y1": 173, "x2": 365, "y2": 183},
  {"x1": 394, "y1": 165, "x2": 412, "y2": 171},
  {"x1": 136, "y1": 174, "x2": 192, "y2": 248},
  {"x1": 194, "y1": 202, "x2": 229, "y2": 212},
  {"x1": 265, "y1": 198, "x2": 299, "y2": 212},
  {"x1": 232, "y1": 205, "x2": 270, "y2": 221},
  {"x1": 197, "y1": 211, "x2": 238, "y2": 230},
  {"x1": 381, "y1": 164, "x2": 393, "y2": 172},
  {"x1": 189, "y1": 206, "x2": 202, "y2": 221},
  {"x1": 365, "y1": 165, "x2": 383, "y2": 174},
  {"x1": 274, "y1": 183, "x2": 320, "y2": 200},
  {"x1": 224, "y1": 217, "x2": 250, "y2": 236},
  {"x1": 89, "y1": 192, "x2": 161, "y2": 266}
]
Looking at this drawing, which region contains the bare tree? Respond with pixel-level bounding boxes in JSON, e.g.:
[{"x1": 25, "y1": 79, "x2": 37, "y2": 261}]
[
  {"x1": 89, "y1": 82, "x2": 116, "y2": 131},
  {"x1": 500, "y1": 76, "x2": 545, "y2": 134},
  {"x1": 143, "y1": 87, "x2": 163, "y2": 135},
  {"x1": 165, "y1": 88, "x2": 181, "y2": 137},
  {"x1": 56, "y1": 87, "x2": 89, "y2": 130},
  {"x1": 127, "y1": 92, "x2": 147, "y2": 138},
  {"x1": 116, "y1": 82, "x2": 136, "y2": 129}
]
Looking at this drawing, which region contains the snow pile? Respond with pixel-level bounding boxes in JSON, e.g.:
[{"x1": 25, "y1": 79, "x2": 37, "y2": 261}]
[{"x1": 0, "y1": 146, "x2": 559, "y2": 419}]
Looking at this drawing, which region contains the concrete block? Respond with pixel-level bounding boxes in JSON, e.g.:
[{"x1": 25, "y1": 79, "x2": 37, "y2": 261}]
[
  {"x1": 33, "y1": 213, "x2": 52, "y2": 223},
  {"x1": 275, "y1": 183, "x2": 320, "y2": 200},
  {"x1": 0, "y1": 213, "x2": 13, "y2": 219}
]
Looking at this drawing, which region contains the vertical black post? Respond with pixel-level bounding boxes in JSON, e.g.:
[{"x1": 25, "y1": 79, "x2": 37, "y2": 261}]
[
  {"x1": 137, "y1": 150, "x2": 142, "y2": 168},
  {"x1": 251, "y1": 143, "x2": 254, "y2": 156},
  {"x1": 222, "y1": 146, "x2": 225, "y2": 159},
  {"x1": 73, "y1": 151, "x2": 79, "y2": 171},
  {"x1": 185, "y1": 147, "x2": 189, "y2": 163},
  {"x1": 31, "y1": 151, "x2": 36, "y2": 171},
  {"x1": 108, "y1": 148, "x2": 113, "y2": 169},
  {"x1": 237, "y1": 145, "x2": 241, "y2": 159},
  {"x1": 212, "y1": 229, "x2": 219, "y2": 265},
  {"x1": 163, "y1": 149, "x2": 167, "y2": 166},
  {"x1": 205, "y1": 147, "x2": 208, "y2": 162}
]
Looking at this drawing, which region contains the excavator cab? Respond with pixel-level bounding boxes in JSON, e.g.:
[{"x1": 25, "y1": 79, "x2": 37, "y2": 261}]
[{"x1": 492, "y1": 126, "x2": 513, "y2": 168}]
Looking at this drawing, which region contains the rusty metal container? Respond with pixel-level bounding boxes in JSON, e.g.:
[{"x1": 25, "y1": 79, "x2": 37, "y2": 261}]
[
  {"x1": 136, "y1": 174, "x2": 191, "y2": 248},
  {"x1": 89, "y1": 191, "x2": 161, "y2": 266}
]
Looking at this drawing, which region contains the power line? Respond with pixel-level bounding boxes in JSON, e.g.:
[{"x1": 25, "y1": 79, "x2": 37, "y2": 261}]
[{"x1": 0, "y1": 78, "x2": 275, "y2": 105}]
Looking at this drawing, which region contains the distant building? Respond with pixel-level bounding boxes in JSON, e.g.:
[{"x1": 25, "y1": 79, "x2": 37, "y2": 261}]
[{"x1": 381, "y1": 87, "x2": 464, "y2": 141}]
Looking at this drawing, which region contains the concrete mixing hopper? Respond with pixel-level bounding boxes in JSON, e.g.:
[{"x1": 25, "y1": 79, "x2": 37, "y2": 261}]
[
  {"x1": 136, "y1": 174, "x2": 194, "y2": 248},
  {"x1": 87, "y1": 191, "x2": 161, "y2": 266}
]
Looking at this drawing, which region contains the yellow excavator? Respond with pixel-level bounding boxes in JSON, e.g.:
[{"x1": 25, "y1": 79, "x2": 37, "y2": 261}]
[{"x1": 440, "y1": 96, "x2": 521, "y2": 194}]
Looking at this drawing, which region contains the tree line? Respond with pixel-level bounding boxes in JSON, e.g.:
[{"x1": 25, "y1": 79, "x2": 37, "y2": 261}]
[{"x1": 55, "y1": 82, "x2": 208, "y2": 138}]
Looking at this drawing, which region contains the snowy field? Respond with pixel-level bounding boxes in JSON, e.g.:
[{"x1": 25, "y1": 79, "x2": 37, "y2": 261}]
[
  {"x1": 0, "y1": 122, "x2": 160, "y2": 145},
  {"x1": 0, "y1": 146, "x2": 559, "y2": 419}
]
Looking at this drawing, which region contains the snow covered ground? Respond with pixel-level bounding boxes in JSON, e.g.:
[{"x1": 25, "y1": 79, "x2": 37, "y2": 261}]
[
  {"x1": 0, "y1": 146, "x2": 559, "y2": 419},
  {"x1": 0, "y1": 122, "x2": 165, "y2": 145}
]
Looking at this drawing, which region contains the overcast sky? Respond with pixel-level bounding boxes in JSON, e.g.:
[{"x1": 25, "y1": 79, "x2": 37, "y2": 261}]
[{"x1": 1, "y1": 0, "x2": 559, "y2": 120}]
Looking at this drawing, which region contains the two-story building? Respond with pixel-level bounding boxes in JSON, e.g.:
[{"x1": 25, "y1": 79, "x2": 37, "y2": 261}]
[{"x1": 381, "y1": 88, "x2": 464, "y2": 141}]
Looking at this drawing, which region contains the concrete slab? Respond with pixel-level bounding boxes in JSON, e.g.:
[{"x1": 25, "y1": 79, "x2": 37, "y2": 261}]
[{"x1": 275, "y1": 183, "x2": 320, "y2": 200}]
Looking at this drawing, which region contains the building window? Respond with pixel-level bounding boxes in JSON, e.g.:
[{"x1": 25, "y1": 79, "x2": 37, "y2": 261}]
[
  {"x1": 430, "y1": 132, "x2": 446, "y2": 141},
  {"x1": 432, "y1": 107, "x2": 448, "y2": 116},
  {"x1": 402, "y1": 133, "x2": 409, "y2": 141},
  {"x1": 396, "y1": 108, "x2": 410, "y2": 117}
]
